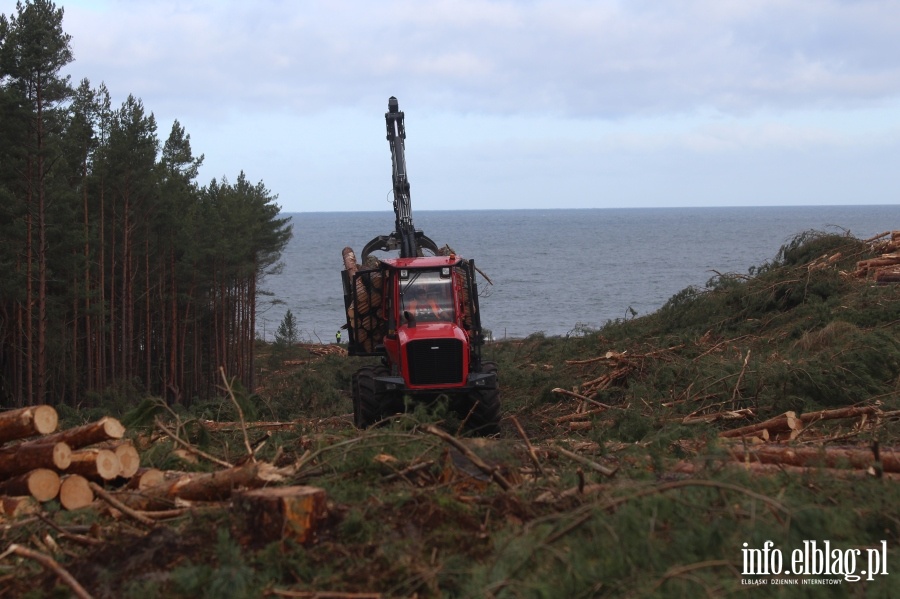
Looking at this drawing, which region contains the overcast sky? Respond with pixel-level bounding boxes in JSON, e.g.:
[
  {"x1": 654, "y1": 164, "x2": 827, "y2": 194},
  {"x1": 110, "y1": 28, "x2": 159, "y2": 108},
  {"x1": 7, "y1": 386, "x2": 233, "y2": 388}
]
[{"x1": 19, "y1": 0, "x2": 900, "y2": 211}]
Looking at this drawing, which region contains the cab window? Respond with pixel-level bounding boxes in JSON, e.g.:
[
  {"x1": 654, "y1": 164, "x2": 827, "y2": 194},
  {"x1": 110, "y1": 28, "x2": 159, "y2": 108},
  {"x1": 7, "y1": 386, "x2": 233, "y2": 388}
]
[{"x1": 400, "y1": 270, "x2": 454, "y2": 322}]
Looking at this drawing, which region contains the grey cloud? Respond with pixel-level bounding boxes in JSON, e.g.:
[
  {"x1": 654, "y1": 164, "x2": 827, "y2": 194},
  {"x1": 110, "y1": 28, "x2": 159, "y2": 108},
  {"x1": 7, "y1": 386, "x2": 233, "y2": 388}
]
[{"x1": 61, "y1": 0, "x2": 900, "y2": 119}]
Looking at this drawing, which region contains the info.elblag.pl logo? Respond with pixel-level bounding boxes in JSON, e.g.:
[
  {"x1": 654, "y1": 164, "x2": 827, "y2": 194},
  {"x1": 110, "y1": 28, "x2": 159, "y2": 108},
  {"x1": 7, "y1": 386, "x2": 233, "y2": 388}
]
[{"x1": 741, "y1": 540, "x2": 890, "y2": 586}]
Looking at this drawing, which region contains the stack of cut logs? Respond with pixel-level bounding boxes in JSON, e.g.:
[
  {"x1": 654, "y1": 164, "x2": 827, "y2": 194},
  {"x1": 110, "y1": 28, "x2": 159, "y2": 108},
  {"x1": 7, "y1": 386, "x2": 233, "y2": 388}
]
[
  {"x1": 855, "y1": 230, "x2": 900, "y2": 283},
  {"x1": 0, "y1": 405, "x2": 144, "y2": 516},
  {"x1": 1, "y1": 406, "x2": 329, "y2": 545}
]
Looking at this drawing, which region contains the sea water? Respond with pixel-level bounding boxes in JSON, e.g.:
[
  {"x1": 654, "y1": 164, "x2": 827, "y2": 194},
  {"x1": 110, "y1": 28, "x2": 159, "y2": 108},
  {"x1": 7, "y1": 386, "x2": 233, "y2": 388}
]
[{"x1": 257, "y1": 206, "x2": 900, "y2": 341}]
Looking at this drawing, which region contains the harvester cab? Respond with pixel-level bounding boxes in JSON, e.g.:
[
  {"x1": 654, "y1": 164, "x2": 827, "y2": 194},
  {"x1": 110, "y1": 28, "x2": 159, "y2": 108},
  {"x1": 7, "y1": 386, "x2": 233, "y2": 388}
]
[{"x1": 340, "y1": 97, "x2": 500, "y2": 434}]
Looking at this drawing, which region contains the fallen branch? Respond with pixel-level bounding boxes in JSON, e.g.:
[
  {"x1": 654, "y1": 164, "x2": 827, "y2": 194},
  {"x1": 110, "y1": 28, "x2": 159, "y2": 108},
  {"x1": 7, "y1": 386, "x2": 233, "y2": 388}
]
[
  {"x1": 155, "y1": 417, "x2": 233, "y2": 468},
  {"x1": 578, "y1": 368, "x2": 633, "y2": 395},
  {"x1": 37, "y1": 514, "x2": 104, "y2": 547},
  {"x1": 565, "y1": 351, "x2": 636, "y2": 367},
  {"x1": 730, "y1": 350, "x2": 751, "y2": 405},
  {"x1": 219, "y1": 366, "x2": 255, "y2": 461},
  {"x1": 545, "y1": 479, "x2": 790, "y2": 545},
  {"x1": 863, "y1": 231, "x2": 891, "y2": 243},
  {"x1": 0, "y1": 543, "x2": 93, "y2": 599},
  {"x1": 554, "y1": 408, "x2": 609, "y2": 423},
  {"x1": 679, "y1": 408, "x2": 754, "y2": 425},
  {"x1": 553, "y1": 445, "x2": 617, "y2": 477},
  {"x1": 799, "y1": 405, "x2": 880, "y2": 424},
  {"x1": 197, "y1": 419, "x2": 297, "y2": 433},
  {"x1": 88, "y1": 482, "x2": 156, "y2": 527},
  {"x1": 421, "y1": 425, "x2": 512, "y2": 491},
  {"x1": 550, "y1": 388, "x2": 612, "y2": 411},
  {"x1": 135, "y1": 507, "x2": 193, "y2": 520},
  {"x1": 381, "y1": 460, "x2": 435, "y2": 484},
  {"x1": 510, "y1": 415, "x2": 545, "y2": 476},
  {"x1": 535, "y1": 483, "x2": 606, "y2": 503},
  {"x1": 649, "y1": 560, "x2": 737, "y2": 594}
]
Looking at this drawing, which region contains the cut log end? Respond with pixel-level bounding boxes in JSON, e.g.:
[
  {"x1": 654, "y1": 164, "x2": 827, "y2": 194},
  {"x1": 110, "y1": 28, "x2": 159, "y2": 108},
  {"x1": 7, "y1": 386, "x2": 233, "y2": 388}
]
[
  {"x1": 0, "y1": 468, "x2": 60, "y2": 502},
  {"x1": 112, "y1": 443, "x2": 140, "y2": 478},
  {"x1": 59, "y1": 475, "x2": 94, "y2": 510},
  {"x1": 102, "y1": 416, "x2": 126, "y2": 439},
  {"x1": 31, "y1": 468, "x2": 62, "y2": 502},
  {"x1": 26, "y1": 468, "x2": 61, "y2": 502},
  {"x1": 68, "y1": 448, "x2": 121, "y2": 481},
  {"x1": 32, "y1": 406, "x2": 59, "y2": 435},
  {"x1": 53, "y1": 442, "x2": 73, "y2": 470},
  {"x1": 124, "y1": 468, "x2": 165, "y2": 491}
]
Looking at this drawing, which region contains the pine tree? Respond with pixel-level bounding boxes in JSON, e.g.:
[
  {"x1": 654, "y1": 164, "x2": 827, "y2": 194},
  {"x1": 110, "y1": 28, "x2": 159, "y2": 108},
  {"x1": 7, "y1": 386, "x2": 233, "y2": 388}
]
[
  {"x1": 0, "y1": 0, "x2": 73, "y2": 405},
  {"x1": 275, "y1": 310, "x2": 299, "y2": 348},
  {"x1": 157, "y1": 119, "x2": 204, "y2": 404},
  {"x1": 106, "y1": 94, "x2": 159, "y2": 386},
  {"x1": 0, "y1": 3, "x2": 293, "y2": 406}
]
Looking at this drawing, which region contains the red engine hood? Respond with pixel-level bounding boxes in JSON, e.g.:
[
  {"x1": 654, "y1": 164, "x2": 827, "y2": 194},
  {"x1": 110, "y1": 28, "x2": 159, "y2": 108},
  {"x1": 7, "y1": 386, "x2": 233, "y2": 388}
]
[{"x1": 396, "y1": 321, "x2": 467, "y2": 344}]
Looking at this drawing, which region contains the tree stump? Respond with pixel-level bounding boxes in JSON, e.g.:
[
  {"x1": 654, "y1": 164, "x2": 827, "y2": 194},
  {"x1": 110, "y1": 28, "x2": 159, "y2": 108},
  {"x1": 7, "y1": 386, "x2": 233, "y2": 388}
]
[{"x1": 234, "y1": 485, "x2": 327, "y2": 545}]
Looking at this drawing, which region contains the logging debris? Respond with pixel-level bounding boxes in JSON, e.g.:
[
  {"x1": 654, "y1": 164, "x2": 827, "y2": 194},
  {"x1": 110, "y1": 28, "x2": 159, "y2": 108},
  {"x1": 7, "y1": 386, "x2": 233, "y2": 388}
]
[
  {"x1": 1, "y1": 402, "x2": 897, "y2": 597},
  {"x1": 853, "y1": 230, "x2": 900, "y2": 282}
]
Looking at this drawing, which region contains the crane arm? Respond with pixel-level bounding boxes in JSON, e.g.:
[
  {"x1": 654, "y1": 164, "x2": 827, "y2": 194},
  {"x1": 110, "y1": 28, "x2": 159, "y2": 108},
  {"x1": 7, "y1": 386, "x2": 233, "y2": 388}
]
[
  {"x1": 358, "y1": 97, "x2": 439, "y2": 263},
  {"x1": 385, "y1": 96, "x2": 417, "y2": 258}
]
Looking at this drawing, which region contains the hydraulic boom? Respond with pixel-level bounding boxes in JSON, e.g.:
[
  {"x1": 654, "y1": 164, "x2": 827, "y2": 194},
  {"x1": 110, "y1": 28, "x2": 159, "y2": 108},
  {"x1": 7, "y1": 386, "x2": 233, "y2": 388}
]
[{"x1": 361, "y1": 97, "x2": 439, "y2": 262}]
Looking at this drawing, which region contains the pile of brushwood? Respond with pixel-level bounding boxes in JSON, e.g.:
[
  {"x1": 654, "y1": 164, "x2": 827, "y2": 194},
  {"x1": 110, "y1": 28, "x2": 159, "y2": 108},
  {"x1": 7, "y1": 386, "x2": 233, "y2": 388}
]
[{"x1": 2, "y1": 229, "x2": 899, "y2": 598}]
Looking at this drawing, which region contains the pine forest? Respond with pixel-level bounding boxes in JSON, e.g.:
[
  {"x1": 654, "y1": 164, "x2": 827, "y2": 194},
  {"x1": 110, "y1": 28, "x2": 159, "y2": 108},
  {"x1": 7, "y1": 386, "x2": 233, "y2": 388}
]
[{"x1": 0, "y1": 1, "x2": 293, "y2": 408}]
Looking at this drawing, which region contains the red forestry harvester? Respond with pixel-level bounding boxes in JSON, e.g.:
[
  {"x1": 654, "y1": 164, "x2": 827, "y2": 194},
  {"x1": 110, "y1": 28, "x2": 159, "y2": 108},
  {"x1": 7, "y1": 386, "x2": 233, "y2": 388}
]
[{"x1": 341, "y1": 97, "x2": 500, "y2": 434}]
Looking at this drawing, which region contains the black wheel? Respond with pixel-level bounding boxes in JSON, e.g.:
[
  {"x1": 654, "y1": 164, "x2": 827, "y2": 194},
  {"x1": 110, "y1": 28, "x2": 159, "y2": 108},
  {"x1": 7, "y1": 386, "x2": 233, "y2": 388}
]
[
  {"x1": 461, "y1": 361, "x2": 501, "y2": 436},
  {"x1": 352, "y1": 365, "x2": 395, "y2": 428}
]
